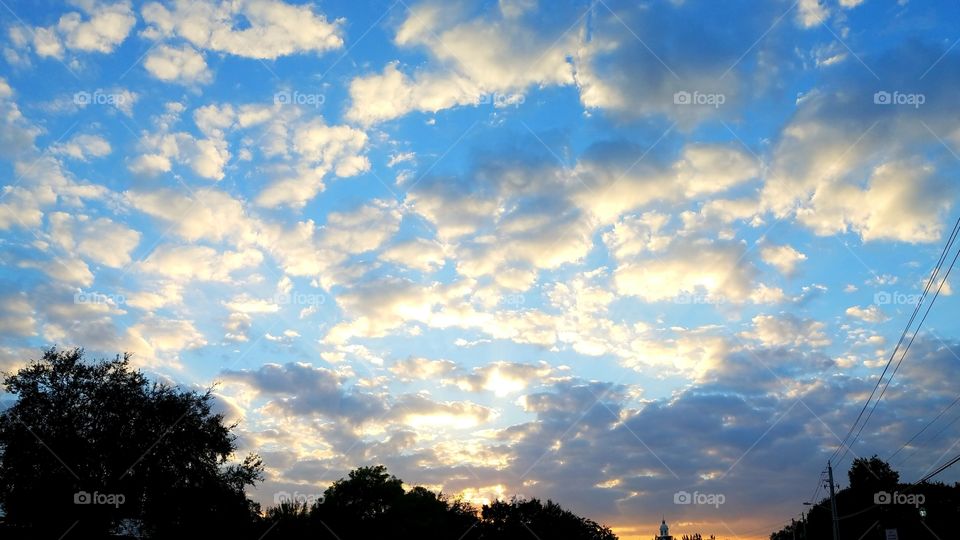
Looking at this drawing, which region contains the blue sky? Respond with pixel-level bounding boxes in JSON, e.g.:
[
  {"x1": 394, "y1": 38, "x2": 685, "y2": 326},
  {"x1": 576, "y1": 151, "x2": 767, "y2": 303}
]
[{"x1": 2, "y1": 0, "x2": 960, "y2": 538}]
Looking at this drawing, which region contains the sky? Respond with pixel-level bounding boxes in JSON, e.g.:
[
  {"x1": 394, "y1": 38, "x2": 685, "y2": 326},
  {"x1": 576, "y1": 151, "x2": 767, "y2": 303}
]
[{"x1": 1, "y1": 0, "x2": 960, "y2": 538}]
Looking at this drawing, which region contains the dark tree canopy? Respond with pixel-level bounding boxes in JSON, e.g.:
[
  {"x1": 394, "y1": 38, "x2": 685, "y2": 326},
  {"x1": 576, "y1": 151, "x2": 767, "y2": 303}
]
[
  {"x1": 481, "y1": 497, "x2": 618, "y2": 540},
  {"x1": 847, "y1": 454, "x2": 899, "y2": 492},
  {"x1": 263, "y1": 465, "x2": 619, "y2": 540},
  {"x1": 0, "y1": 348, "x2": 623, "y2": 539},
  {"x1": 771, "y1": 457, "x2": 957, "y2": 540},
  {"x1": 322, "y1": 464, "x2": 405, "y2": 521},
  {"x1": 0, "y1": 347, "x2": 263, "y2": 538}
]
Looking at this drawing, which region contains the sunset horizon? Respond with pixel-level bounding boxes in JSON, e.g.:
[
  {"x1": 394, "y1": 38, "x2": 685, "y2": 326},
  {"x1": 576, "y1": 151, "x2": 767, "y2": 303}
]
[{"x1": 1, "y1": 1, "x2": 960, "y2": 539}]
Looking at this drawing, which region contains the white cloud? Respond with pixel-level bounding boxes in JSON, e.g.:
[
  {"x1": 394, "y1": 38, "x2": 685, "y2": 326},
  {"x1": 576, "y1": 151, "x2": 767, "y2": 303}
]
[
  {"x1": 387, "y1": 151, "x2": 415, "y2": 167},
  {"x1": 346, "y1": 1, "x2": 574, "y2": 124},
  {"x1": 573, "y1": 143, "x2": 759, "y2": 223},
  {"x1": 51, "y1": 133, "x2": 112, "y2": 160},
  {"x1": 130, "y1": 314, "x2": 207, "y2": 352},
  {"x1": 235, "y1": 116, "x2": 369, "y2": 209},
  {"x1": 0, "y1": 293, "x2": 37, "y2": 337},
  {"x1": 390, "y1": 357, "x2": 458, "y2": 382},
  {"x1": 125, "y1": 188, "x2": 257, "y2": 244},
  {"x1": 21, "y1": 1, "x2": 135, "y2": 59},
  {"x1": 139, "y1": 245, "x2": 263, "y2": 282},
  {"x1": 760, "y1": 244, "x2": 807, "y2": 277},
  {"x1": 48, "y1": 212, "x2": 141, "y2": 268},
  {"x1": 223, "y1": 294, "x2": 280, "y2": 314},
  {"x1": 380, "y1": 238, "x2": 447, "y2": 272},
  {"x1": 763, "y1": 47, "x2": 960, "y2": 244},
  {"x1": 18, "y1": 257, "x2": 94, "y2": 287},
  {"x1": 612, "y1": 240, "x2": 758, "y2": 303},
  {"x1": 224, "y1": 312, "x2": 252, "y2": 343},
  {"x1": 846, "y1": 304, "x2": 890, "y2": 323},
  {"x1": 603, "y1": 212, "x2": 673, "y2": 260},
  {"x1": 740, "y1": 314, "x2": 830, "y2": 348},
  {"x1": 131, "y1": 131, "x2": 230, "y2": 180},
  {"x1": 142, "y1": 0, "x2": 343, "y2": 60},
  {"x1": 797, "y1": 0, "x2": 829, "y2": 27},
  {"x1": 58, "y1": 1, "x2": 136, "y2": 53},
  {"x1": 347, "y1": 62, "x2": 480, "y2": 125},
  {"x1": 454, "y1": 361, "x2": 552, "y2": 397},
  {"x1": 124, "y1": 281, "x2": 184, "y2": 311},
  {"x1": 797, "y1": 160, "x2": 950, "y2": 243},
  {"x1": 144, "y1": 44, "x2": 212, "y2": 85},
  {"x1": 398, "y1": 394, "x2": 496, "y2": 429}
]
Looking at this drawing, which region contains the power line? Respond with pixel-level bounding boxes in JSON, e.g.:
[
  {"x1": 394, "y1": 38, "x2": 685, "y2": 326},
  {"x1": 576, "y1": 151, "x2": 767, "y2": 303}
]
[
  {"x1": 830, "y1": 215, "x2": 960, "y2": 468},
  {"x1": 897, "y1": 408, "x2": 960, "y2": 468},
  {"x1": 836, "y1": 235, "x2": 960, "y2": 467},
  {"x1": 808, "y1": 469, "x2": 826, "y2": 505},
  {"x1": 918, "y1": 451, "x2": 960, "y2": 483},
  {"x1": 804, "y1": 215, "x2": 960, "y2": 519},
  {"x1": 888, "y1": 394, "x2": 960, "y2": 462}
]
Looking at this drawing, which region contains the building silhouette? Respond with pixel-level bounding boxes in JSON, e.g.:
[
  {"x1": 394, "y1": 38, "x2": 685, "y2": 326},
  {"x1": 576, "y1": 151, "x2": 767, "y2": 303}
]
[{"x1": 655, "y1": 518, "x2": 673, "y2": 540}]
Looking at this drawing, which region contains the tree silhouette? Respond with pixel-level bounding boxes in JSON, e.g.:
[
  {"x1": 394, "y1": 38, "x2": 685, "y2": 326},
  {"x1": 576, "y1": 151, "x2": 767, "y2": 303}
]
[
  {"x1": 307, "y1": 465, "x2": 481, "y2": 539},
  {"x1": 258, "y1": 465, "x2": 620, "y2": 540},
  {"x1": 0, "y1": 347, "x2": 262, "y2": 538},
  {"x1": 770, "y1": 457, "x2": 958, "y2": 540},
  {"x1": 0, "y1": 348, "x2": 624, "y2": 539},
  {"x1": 480, "y1": 497, "x2": 618, "y2": 540},
  {"x1": 322, "y1": 464, "x2": 405, "y2": 521},
  {"x1": 847, "y1": 454, "x2": 899, "y2": 493}
]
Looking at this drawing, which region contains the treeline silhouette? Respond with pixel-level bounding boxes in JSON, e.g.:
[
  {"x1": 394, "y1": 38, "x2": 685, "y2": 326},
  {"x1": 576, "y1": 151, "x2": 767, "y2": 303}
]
[
  {"x1": 0, "y1": 348, "x2": 617, "y2": 539},
  {"x1": 770, "y1": 456, "x2": 960, "y2": 539},
  {"x1": 264, "y1": 464, "x2": 616, "y2": 540}
]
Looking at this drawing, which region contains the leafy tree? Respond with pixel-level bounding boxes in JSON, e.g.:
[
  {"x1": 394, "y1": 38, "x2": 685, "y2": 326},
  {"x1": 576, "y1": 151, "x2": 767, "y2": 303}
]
[
  {"x1": 847, "y1": 454, "x2": 899, "y2": 492},
  {"x1": 260, "y1": 465, "x2": 618, "y2": 540},
  {"x1": 0, "y1": 348, "x2": 624, "y2": 539},
  {"x1": 480, "y1": 497, "x2": 618, "y2": 540},
  {"x1": 321, "y1": 464, "x2": 405, "y2": 521},
  {"x1": 771, "y1": 458, "x2": 958, "y2": 540},
  {"x1": 0, "y1": 347, "x2": 262, "y2": 538}
]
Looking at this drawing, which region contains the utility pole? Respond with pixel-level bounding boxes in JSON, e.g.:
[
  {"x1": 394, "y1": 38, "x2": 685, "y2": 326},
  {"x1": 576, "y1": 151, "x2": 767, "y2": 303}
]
[{"x1": 828, "y1": 461, "x2": 840, "y2": 540}]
